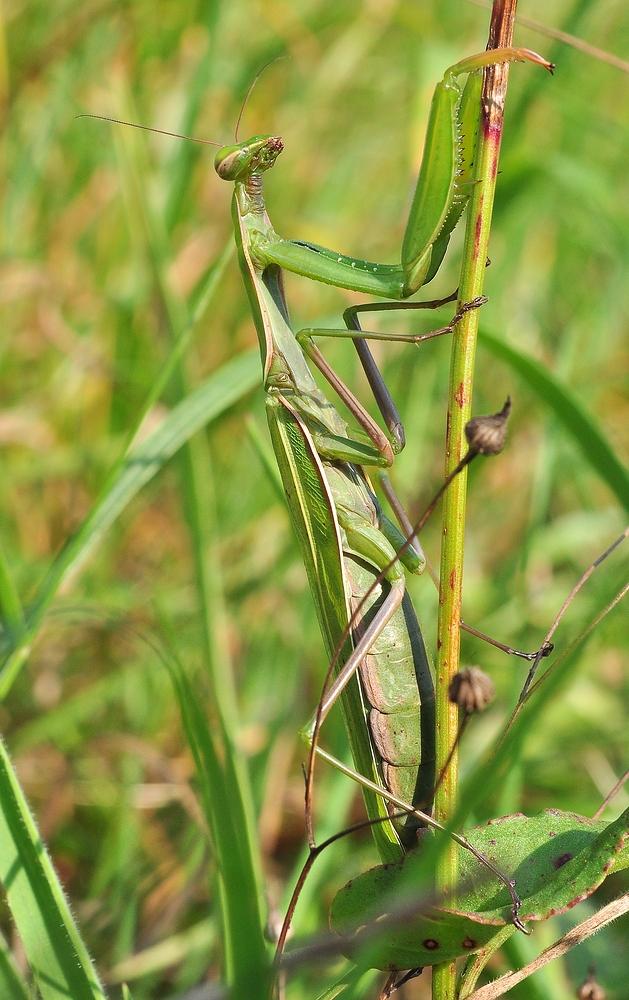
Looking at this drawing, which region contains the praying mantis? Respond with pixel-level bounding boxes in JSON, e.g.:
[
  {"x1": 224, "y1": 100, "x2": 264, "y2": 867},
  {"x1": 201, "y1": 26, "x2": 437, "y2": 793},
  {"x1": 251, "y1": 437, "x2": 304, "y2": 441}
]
[
  {"x1": 213, "y1": 45, "x2": 553, "y2": 871},
  {"x1": 85, "y1": 36, "x2": 629, "y2": 986},
  {"x1": 86, "y1": 43, "x2": 555, "y2": 969},
  {"x1": 83, "y1": 47, "x2": 552, "y2": 869},
  {"x1": 82, "y1": 34, "x2": 629, "y2": 989},
  {"x1": 79, "y1": 44, "x2": 555, "y2": 976}
]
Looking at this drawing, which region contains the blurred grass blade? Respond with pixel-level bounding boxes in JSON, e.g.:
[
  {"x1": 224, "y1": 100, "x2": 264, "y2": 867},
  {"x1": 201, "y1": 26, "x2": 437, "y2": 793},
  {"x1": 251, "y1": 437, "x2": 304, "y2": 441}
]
[
  {"x1": 108, "y1": 918, "x2": 215, "y2": 984},
  {"x1": 116, "y1": 239, "x2": 235, "y2": 470},
  {"x1": 112, "y1": 99, "x2": 266, "y2": 912},
  {"x1": 479, "y1": 330, "x2": 629, "y2": 514},
  {"x1": 0, "y1": 541, "x2": 24, "y2": 635},
  {"x1": 0, "y1": 734, "x2": 106, "y2": 999},
  {"x1": 0, "y1": 927, "x2": 31, "y2": 999},
  {"x1": 43, "y1": 348, "x2": 258, "y2": 588},
  {"x1": 245, "y1": 413, "x2": 286, "y2": 504},
  {"x1": 0, "y1": 349, "x2": 260, "y2": 695},
  {"x1": 164, "y1": 648, "x2": 270, "y2": 1000}
]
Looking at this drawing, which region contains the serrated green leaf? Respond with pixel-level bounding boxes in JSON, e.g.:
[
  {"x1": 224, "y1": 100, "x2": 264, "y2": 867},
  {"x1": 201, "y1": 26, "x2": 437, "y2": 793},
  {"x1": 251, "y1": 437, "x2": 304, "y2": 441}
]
[{"x1": 330, "y1": 807, "x2": 629, "y2": 969}]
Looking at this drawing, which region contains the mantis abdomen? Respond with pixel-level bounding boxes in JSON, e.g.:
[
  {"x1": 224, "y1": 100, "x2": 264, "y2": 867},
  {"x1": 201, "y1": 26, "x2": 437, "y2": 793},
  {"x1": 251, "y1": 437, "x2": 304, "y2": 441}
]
[
  {"x1": 268, "y1": 397, "x2": 435, "y2": 857},
  {"x1": 346, "y1": 557, "x2": 436, "y2": 827}
]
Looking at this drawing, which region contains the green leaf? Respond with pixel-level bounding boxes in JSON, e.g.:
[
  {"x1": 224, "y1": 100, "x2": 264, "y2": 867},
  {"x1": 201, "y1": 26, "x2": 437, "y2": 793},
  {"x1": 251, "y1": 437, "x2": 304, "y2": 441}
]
[
  {"x1": 479, "y1": 330, "x2": 629, "y2": 514},
  {"x1": 330, "y1": 807, "x2": 629, "y2": 969},
  {"x1": 0, "y1": 734, "x2": 106, "y2": 999}
]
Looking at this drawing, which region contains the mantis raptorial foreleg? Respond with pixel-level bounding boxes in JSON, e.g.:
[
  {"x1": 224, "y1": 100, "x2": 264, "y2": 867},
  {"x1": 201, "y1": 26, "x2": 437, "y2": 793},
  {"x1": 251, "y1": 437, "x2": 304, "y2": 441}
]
[{"x1": 256, "y1": 48, "x2": 553, "y2": 298}]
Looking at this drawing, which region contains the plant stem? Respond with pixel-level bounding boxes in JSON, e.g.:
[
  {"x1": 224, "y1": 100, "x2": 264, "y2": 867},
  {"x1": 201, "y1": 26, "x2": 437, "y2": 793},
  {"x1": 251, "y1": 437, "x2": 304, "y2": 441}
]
[{"x1": 432, "y1": 3, "x2": 519, "y2": 998}]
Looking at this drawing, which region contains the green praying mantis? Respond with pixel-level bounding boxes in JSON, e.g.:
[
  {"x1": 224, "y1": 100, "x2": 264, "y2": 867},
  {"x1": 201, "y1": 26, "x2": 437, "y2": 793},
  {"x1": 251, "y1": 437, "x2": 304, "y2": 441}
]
[
  {"x1": 212, "y1": 41, "x2": 553, "y2": 865},
  {"x1": 87, "y1": 41, "x2": 556, "y2": 965},
  {"x1": 83, "y1": 38, "x2": 629, "y2": 985}
]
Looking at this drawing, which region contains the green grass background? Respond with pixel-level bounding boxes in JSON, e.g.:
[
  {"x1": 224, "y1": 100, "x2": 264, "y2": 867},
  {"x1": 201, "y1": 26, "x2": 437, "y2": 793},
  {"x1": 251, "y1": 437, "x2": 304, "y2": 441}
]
[{"x1": 0, "y1": 0, "x2": 628, "y2": 997}]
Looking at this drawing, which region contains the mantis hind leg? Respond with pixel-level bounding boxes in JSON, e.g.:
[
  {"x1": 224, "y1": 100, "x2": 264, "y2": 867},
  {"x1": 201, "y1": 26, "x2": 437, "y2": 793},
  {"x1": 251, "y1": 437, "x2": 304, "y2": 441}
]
[
  {"x1": 347, "y1": 294, "x2": 487, "y2": 451},
  {"x1": 346, "y1": 293, "x2": 458, "y2": 451}
]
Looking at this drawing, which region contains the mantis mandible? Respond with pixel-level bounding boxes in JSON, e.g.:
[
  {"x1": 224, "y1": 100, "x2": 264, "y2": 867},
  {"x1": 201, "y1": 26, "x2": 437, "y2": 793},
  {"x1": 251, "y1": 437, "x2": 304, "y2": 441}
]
[{"x1": 213, "y1": 45, "x2": 553, "y2": 865}]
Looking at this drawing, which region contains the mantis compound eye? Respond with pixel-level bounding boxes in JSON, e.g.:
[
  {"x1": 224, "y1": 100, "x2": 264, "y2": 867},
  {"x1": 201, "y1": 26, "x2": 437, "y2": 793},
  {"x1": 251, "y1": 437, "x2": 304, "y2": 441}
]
[{"x1": 266, "y1": 371, "x2": 292, "y2": 391}]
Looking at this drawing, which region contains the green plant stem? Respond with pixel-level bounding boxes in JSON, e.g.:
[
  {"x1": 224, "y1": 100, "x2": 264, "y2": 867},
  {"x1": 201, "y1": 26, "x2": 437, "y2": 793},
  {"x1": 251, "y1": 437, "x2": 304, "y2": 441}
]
[{"x1": 433, "y1": 2, "x2": 519, "y2": 998}]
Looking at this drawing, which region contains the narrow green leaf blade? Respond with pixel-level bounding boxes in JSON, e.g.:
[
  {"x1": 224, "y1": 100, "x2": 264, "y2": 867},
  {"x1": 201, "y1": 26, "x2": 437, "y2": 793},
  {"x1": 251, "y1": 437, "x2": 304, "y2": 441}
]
[
  {"x1": 26, "y1": 350, "x2": 259, "y2": 630},
  {"x1": 479, "y1": 330, "x2": 629, "y2": 513},
  {"x1": 0, "y1": 541, "x2": 24, "y2": 635},
  {"x1": 165, "y1": 654, "x2": 270, "y2": 1000},
  {"x1": 108, "y1": 917, "x2": 215, "y2": 984},
  {"x1": 0, "y1": 735, "x2": 105, "y2": 999}
]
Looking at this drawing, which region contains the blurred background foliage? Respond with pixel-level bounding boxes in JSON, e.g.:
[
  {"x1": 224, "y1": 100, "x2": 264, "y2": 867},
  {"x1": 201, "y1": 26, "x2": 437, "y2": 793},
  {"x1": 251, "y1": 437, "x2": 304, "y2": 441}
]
[{"x1": 0, "y1": 0, "x2": 628, "y2": 997}]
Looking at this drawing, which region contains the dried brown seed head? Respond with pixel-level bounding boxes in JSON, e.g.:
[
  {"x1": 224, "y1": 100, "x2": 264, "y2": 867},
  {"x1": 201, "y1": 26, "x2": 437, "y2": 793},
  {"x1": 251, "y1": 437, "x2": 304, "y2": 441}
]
[
  {"x1": 465, "y1": 397, "x2": 511, "y2": 456},
  {"x1": 577, "y1": 971, "x2": 605, "y2": 1000},
  {"x1": 449, "y1": 667, "x2": 495, "y2": 713}
]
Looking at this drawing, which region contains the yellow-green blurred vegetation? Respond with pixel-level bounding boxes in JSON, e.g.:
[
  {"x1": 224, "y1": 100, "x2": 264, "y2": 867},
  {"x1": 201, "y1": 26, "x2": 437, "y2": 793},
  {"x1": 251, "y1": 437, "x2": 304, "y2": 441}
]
[{"x1": 0, "y1": 0, "x2": 628, "y2": 997}]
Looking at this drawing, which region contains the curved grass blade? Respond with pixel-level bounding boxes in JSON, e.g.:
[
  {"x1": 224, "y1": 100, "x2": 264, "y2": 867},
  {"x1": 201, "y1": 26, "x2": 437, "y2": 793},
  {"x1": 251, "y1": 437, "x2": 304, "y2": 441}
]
[
  {"x1": 479, "y1": 330, "x2": 629, "y2": 514},
  {"x1": 0, "y1": 350, "x2": 259, "y2": 698},
  {"x1": 0, "y1": 735, "x2": 106, "y2": 999},
  {"x1": 109, "y1": 87, "x2": 265, "y2": 893},
  {"x1": 163, "y1": 647, "x2": 270, "y2": 1000},
  {"x1": 30, "y1": 348, "x2": 259, "y2": 616}
]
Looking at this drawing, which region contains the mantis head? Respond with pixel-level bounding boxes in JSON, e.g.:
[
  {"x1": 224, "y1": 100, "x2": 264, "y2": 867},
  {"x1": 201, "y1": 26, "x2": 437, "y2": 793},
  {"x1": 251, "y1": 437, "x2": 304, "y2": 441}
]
[{"x1": 214, "y1": 135, "x2": 284, "y2": 182}]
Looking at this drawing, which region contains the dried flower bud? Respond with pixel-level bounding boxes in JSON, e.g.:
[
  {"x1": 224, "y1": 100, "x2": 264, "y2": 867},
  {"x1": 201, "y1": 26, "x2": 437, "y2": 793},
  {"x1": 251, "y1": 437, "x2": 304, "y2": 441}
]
[
  {"x1": 449, "y1": 667, "x2": 495, "y2": 713},
  {"x1": 465, "y1": 397, "x2": 511, "y2": 456},
  {"x1": 577, "y1": 970, "x2": 605, "y2": 1000}
]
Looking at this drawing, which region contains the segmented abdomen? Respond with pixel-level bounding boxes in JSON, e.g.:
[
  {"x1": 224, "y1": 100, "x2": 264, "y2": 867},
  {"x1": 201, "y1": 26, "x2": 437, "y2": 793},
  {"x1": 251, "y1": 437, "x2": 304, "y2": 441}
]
[{"x1": 322, "y1": 461, "x2": 436, "y2": 847}]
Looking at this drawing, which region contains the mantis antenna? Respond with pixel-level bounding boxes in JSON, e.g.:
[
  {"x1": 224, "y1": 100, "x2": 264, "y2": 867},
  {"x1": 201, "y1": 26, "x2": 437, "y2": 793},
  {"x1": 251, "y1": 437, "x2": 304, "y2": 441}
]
[
  {"x1": 234, "y1": 55, "x2": 288, "y2": 141},
  {"x1": 77, "y1": 55, "x2": 288, "y2": 147},
  {"x1": 75, "y1": 113, "x2": 223, "y2": 146}
]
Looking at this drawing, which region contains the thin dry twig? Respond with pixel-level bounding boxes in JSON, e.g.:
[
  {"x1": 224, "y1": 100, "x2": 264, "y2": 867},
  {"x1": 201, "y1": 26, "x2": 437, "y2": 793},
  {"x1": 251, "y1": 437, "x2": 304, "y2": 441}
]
[
  {"x1": 496, "y1": 577, "x2": 629, "y2": 751},
  {"x1": 518, "y1": 525, "x2": 629, "y2": 700},
  {"x1": 593, "y1": 765, "x2": 629, "y2": 820}
]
